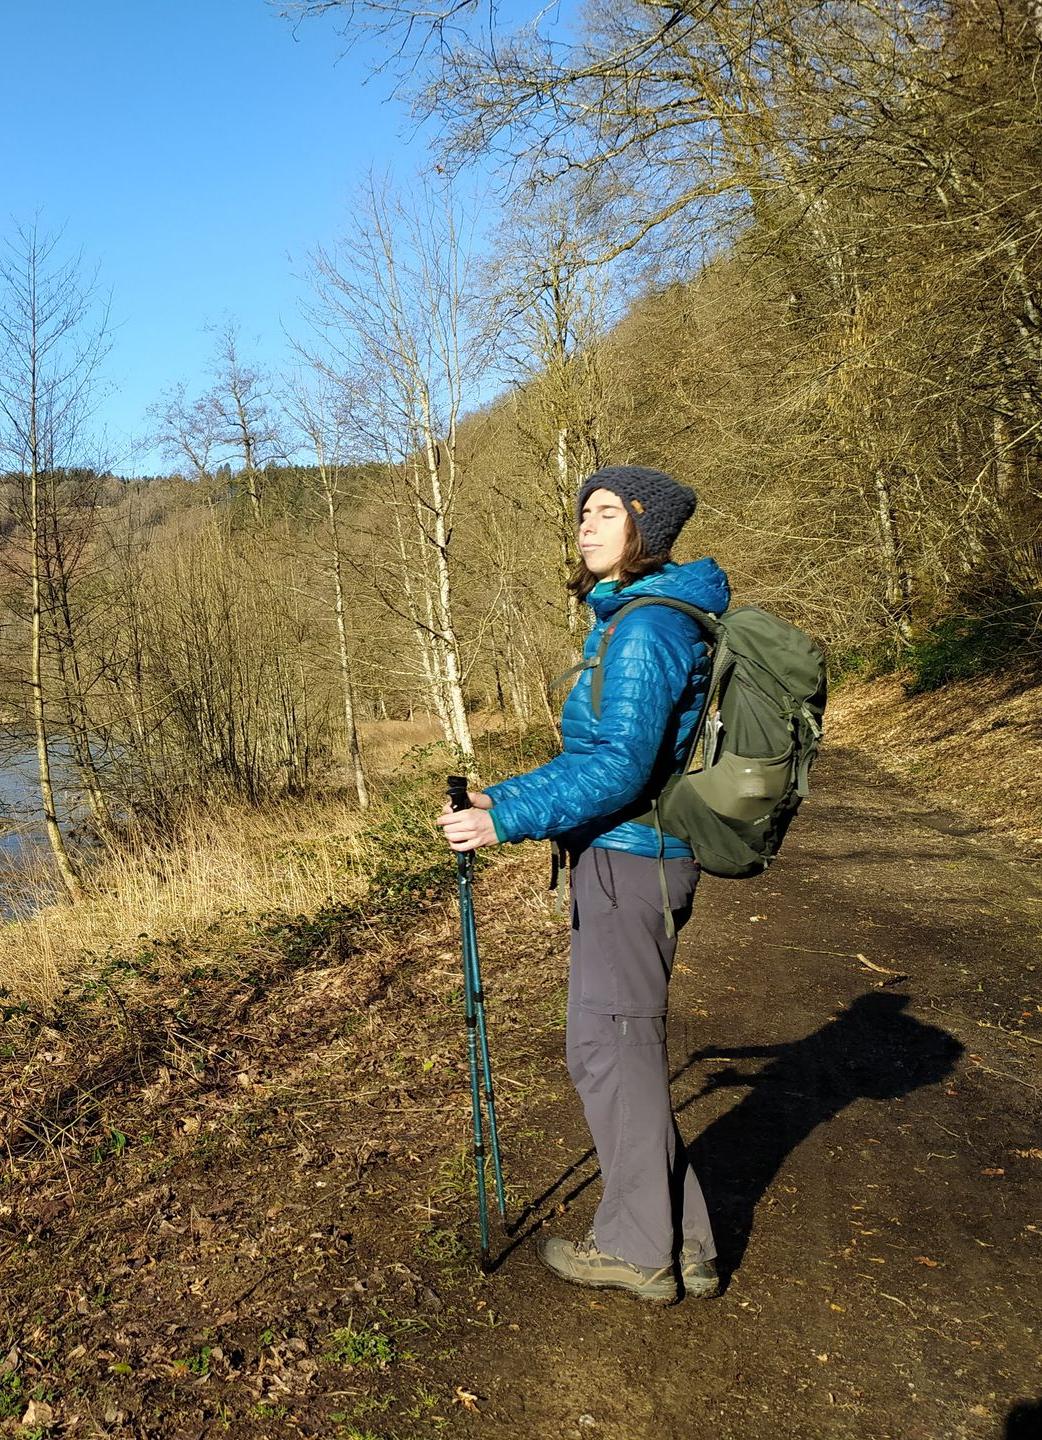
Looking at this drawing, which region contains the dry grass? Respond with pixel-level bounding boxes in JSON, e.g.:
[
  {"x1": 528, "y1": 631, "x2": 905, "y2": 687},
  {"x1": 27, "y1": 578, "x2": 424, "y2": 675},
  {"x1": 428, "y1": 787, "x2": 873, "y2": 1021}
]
[
  {"x1": 0, "y1": 796, "x2": 377, "y2": 1008},
  {"x1": 827, "y1": 662, "x2": 1042, "y2": 849},
  {"x1": 358, "y1": 716, "x2": 448, "y2": 773},
  {"x1": 0, "y1": 712, "x2": 550, "y2": 1009},
  {"x1": 355, "y1": 711, "x2": 520, "y2": 780}
]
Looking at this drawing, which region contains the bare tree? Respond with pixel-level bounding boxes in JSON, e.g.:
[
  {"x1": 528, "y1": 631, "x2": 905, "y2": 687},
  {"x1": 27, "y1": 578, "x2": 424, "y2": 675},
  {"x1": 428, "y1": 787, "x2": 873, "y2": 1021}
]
[
  {"x1": 151, "y1": 320, "x2": 281, "y2": 518},
  {"x1": 490, "y1": 191, "x2": 619, "y2": 653},
  {"x1": 283, "y1": 370, "x2": 371, "y2": 808},
  {"x1": 205, "y1": 319, "x2": 282, "y2": 521},
  {"x1": 304, "y1": 176, "x2": 487, "y2": 766},
  {"x1": 149, "y1": 378, "x2": 219, "y2": 480},
  {"x1": 0, "y1": 220, "x2": 112, "y2": 900}
]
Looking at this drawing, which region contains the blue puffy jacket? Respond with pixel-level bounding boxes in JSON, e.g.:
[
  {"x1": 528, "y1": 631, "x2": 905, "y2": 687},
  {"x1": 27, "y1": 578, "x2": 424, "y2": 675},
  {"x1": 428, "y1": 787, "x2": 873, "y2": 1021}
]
[{"x1": 485, "y1": 557, "x2": 731, "y2": 857}]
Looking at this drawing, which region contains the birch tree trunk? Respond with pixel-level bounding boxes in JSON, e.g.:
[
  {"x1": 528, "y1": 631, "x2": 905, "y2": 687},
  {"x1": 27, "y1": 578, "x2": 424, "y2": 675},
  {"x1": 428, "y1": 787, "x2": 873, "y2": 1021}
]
[
  {"x1": 421, "y1": 414, "x2": 474, "y2": 763},
  {"x1": 44, "y1": 475, "x2": 116, "y2": 839},
  {"x1": 304, "y1": 177, "x2": 484, "y2": 772},
  {"x1": 873, "y1": 470, "x2": 914, "y2": 644},
  {"x1": 557, "y1": 425, "x2": 583, "y2": 653},
  {"x1": 30, "y1": 458, "x2": 84, "y2": 900},
  {"x1": 283, "y1": 374, "x2": 371, "y2": 807},
  {"x1": 0, "y1": 222, "x2": 110, "y2": 901},
  {"x1": 393, "y1": 494, "x2": 453, "y2": 741},
  {"x1": 326, "y1": 481, "x2": 369, "y2": 809}
]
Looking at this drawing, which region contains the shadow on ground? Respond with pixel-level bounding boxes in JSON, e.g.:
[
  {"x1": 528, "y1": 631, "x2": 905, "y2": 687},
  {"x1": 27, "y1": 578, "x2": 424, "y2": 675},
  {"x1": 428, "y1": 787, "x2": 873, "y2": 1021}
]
[
  {"x1": 1005, "y1": 1398, "x2": 1042, "y2": 1438},
  {"x1": 502, "y1": 991, "x2": 962, "y2": 1279},
  {"x1": 681, "y1": 991, "x2": 963, "y2": 1275}
]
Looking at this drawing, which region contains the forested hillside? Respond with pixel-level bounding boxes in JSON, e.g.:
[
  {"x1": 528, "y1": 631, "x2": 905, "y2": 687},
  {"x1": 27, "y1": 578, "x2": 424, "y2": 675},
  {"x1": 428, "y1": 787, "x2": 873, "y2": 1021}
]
[{"x1": 0, "y1": 0, "x2": 1038, "y2": 944}]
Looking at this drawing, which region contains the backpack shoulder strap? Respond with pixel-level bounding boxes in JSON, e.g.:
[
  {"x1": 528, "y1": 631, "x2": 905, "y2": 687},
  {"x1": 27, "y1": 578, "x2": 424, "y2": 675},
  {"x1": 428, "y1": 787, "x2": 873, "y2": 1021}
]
[
  {"x1": 589, "y1": 597, "x2": 721, "y2": 718},
  {"x1": 547, "y1": 656, "x2": 594, "y2": 696}
]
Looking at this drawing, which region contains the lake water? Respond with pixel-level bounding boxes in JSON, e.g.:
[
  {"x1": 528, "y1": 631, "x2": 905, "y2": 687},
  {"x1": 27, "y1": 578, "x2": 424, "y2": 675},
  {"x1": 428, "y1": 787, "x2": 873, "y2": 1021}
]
[{"x1": 0, "y1": 743, "x2": 83, "y2": 917}]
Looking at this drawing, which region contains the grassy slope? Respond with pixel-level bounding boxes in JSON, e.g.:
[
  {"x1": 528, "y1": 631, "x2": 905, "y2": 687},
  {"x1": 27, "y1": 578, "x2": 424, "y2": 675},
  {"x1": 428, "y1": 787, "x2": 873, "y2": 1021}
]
[
  {"x1": 826, "y1": 662, "x2": 1041, "y2": 849},
  {"x1": 0, "y1": 846, "x2": 569, "y2": 1440}
]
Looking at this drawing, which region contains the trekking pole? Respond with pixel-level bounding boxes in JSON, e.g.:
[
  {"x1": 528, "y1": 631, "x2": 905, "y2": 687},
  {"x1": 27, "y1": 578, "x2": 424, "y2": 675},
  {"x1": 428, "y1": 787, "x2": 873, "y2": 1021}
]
[{"x1": 447, "y1": 775, "x2": 507, "y2": 1270}]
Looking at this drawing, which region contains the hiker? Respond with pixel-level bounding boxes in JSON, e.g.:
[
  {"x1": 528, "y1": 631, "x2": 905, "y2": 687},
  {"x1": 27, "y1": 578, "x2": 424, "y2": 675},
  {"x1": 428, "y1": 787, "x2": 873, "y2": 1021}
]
[{"x1": 437, "y1": 464, "x2": 730, "y2": 1305}]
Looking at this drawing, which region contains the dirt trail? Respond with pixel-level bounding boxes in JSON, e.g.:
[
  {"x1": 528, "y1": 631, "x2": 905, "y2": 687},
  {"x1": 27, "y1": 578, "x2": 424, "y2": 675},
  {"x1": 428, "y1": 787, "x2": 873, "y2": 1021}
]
[
  {"x1": 457, "y1": 747, "x2": 1042, "y2": 1440},
  {"x1": 2, "y1": 746, "x2": 1041, "y2": 1440}
]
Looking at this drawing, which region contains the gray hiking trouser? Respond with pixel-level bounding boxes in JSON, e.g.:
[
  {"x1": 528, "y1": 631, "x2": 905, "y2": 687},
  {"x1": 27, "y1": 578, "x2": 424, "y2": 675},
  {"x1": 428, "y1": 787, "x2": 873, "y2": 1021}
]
[{"x1": 566, "y1": 844, "x2": 717, "y2": 1270}]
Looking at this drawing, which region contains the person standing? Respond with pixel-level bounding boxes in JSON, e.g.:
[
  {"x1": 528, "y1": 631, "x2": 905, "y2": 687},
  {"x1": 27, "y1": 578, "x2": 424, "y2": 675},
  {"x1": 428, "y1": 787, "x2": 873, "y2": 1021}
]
[{"x1": 437, "y1": 465, "x2": 730, "y2": 1304}]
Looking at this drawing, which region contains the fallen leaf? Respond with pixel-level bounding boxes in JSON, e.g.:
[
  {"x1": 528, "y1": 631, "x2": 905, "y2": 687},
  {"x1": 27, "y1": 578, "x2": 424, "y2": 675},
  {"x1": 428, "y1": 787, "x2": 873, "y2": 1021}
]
[
  {"x1": 815, "y1": 1352, "x2": 829, "y2": 1363},
  {"x1": 22, "y1": 1400, "x2": 54, "y2": 1428},
  {"x1": 980, "y1": 1167, "x2": 1005, "y2": 1177},
  {"x1": 454, "y1": 1387, "x2": 480, "y2": 1413},
  {"x1": 829, "y1": 1302, "x2": 845, "y2": 1312},
  {"x1": 914, "y1": 1256, "x2": 940, "y2": 1267}
]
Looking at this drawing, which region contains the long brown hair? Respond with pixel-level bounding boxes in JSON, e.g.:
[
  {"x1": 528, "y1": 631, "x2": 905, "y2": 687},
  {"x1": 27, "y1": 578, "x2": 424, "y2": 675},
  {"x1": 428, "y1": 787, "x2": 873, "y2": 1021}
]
[{"x1": 566, "y1": 511, "x2": 672, "y2": 600}]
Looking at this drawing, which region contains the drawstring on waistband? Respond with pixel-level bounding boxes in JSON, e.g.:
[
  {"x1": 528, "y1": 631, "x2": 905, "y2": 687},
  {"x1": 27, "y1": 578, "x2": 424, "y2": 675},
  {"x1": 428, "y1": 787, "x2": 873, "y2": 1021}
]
[{"x1": 593, "y1": 848, "x2": 618, "y2": 908}]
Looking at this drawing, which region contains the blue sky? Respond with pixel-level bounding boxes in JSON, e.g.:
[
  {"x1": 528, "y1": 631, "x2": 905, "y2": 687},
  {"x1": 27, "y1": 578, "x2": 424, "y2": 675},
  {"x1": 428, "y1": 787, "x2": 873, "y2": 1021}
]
[{"x1": 1, "y1": 0, "x2": 450, "y2": 474}]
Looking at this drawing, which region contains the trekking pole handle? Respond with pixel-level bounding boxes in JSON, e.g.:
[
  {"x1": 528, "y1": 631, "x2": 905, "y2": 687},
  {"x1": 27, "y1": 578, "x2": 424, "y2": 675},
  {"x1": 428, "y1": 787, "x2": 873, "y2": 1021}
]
[{"x1": 447, "y1": 775, "x2": 472, "y2": 812}]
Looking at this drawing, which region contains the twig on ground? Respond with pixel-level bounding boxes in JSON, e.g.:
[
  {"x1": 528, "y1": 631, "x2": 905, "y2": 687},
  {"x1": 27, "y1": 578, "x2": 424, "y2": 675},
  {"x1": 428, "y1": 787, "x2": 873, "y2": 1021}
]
[
  {"x1": 760, "y1": 943, "x2": 909, "y2": 982},
  {"x1": 977, "y1": 1019, "x2": 1042, "y2": 1048}
]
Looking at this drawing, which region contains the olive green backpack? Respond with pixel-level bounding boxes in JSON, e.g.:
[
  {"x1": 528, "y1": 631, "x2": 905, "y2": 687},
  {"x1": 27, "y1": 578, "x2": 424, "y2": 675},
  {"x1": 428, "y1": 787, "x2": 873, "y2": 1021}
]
[{"x1": 552, "y1": 599, "x2": 827, "y2": 935}]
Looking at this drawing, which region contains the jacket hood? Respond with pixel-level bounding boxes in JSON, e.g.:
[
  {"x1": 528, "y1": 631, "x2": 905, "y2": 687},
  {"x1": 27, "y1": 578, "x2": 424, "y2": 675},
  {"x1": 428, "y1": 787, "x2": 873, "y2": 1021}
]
[{"x1": 586, "y1": 558, "x2": 730, "y2": 623}]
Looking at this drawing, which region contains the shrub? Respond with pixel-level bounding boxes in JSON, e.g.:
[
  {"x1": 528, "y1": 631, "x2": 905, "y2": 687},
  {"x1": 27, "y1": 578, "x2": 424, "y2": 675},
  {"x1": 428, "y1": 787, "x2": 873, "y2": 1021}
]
[{"x1": 904, "y1": 607, "x2": 1036, "y2": 695}]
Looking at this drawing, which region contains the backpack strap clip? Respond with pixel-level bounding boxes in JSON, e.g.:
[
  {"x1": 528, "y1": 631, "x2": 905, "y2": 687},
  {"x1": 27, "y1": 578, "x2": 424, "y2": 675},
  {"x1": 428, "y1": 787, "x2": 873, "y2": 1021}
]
[{"x1": 799, "y1": 702, "x2": 823, "y2": 740}]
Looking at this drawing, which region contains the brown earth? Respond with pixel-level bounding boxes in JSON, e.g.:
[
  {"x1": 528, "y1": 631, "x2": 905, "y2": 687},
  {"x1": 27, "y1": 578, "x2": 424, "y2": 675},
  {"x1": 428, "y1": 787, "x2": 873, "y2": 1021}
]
[{"x1": 2, "y1": 744, "x2": 1041, "y2": 1440}]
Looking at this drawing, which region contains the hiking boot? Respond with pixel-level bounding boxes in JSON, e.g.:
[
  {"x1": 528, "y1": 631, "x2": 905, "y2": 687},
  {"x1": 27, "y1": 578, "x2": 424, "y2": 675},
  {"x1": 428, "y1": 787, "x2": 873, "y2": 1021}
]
[
  {"x1": 537, "y1": 1229, "x2": 678, "y2": 1305},
  {"x1": 680, "y1": 1247, "x2": 721, "y2": 1299}
]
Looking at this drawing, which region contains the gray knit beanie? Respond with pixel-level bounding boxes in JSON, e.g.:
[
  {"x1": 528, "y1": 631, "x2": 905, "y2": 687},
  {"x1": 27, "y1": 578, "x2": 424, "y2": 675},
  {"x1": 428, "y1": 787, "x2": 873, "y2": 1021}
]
[{"x1": 577, "y1": 465, "x2": 697, "y2": 556}]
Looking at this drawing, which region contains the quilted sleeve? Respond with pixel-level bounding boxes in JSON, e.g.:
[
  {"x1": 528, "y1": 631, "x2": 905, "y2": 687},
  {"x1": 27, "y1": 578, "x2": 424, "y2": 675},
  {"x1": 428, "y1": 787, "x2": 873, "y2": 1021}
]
[{"x1": 484, "y1": 615, "x2": 699, "y2": 843}]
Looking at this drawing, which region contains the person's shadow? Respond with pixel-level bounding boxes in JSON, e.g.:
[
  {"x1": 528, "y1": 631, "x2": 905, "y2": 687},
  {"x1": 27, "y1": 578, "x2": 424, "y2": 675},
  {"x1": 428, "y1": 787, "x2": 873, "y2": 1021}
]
[
  {"x1": 678, "y1": 991, "x2": 964, "y2": 1275},
  {"x1": 501, "y1": 991, "x2": 962, "y2": 1274},
  {"x1": 1006, "y1": 1399, "x2": 1042, "y2": 1438}
]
